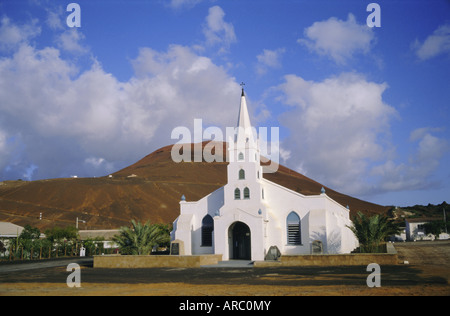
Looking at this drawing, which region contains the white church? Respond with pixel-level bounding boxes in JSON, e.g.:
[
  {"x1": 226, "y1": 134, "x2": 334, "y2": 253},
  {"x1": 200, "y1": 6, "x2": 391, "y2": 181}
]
[{"x1": 171, "y1": 89, "x2": 358, "y2": 261}]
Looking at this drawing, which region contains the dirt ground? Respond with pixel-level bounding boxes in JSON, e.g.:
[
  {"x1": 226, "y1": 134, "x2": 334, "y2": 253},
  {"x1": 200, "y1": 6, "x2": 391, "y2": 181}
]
[{"x1": 0, "y1": 241, "x2": 449, "y2": 296}]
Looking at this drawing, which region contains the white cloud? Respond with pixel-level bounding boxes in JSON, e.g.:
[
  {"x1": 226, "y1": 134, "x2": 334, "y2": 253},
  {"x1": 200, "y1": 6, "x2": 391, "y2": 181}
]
[
  {"x1": 85, "y1": 157, "x2": 105, "y2": 168},
  {"x1": 278, "y1": 73, "x2": 450, "y2": 197},
  {"x1": 278, "y1": 73, "x2": 397, "y2": 195},
  {"x1": 372, "y1": 129, "x2": 449, "y2": 192},
  {"x1": 409, "y1": 127, "x2": 444, "y2": 142},
  {"x1": 298, "y1": 14, "x2": 375, "y2": 64},
  {"x1": 129, "y1": 44, "x2": 239, "y2": 128},
  {"x1": 84, "y1": 157, "x2": 114, "y2": 174},
  {"x1": 203, "y1": 6, "x2": 236, "y2": 53},
  {"x1": 0, "y1": 19, "x2": 241, "y2": 180},
  {"x1": 167, "y1": 0, "x2": 204, "y2": 9},
  {"x1": 0, "y1": 16, "x2": 41, "y2": 51},
  {"x1": 255, "y1": 48, "x2": 285, "y2": 75},
  {"x1": 412, "y1": 23, "x2": 450, "y2": 60},
  {"x1": 56, "y1": 28, "x2": 88, "y2": 53},
  {"x1": 414, "y1": 131, "x2": 448, "y2": 171},
  {"x1": 46, "y1": 6, "x2": 65, "y2": 30}
]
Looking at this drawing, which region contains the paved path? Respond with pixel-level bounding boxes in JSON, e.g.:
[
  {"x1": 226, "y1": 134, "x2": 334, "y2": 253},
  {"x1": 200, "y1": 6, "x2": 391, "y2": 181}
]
[{"x1": 201, "y1": 260, "x2": 254, "y2": 268}]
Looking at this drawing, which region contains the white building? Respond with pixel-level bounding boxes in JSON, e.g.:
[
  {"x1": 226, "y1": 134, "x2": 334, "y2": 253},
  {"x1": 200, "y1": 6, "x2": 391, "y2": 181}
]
[
  {"x1": 172, "y1": 89, "x2": 358, "y2": 261},
  {"x1": 404, "y1": 218, "x2": 449, "y2": 241},
  {"x1": 0, "y1": 222, "x2": 24, "y2": 239}
]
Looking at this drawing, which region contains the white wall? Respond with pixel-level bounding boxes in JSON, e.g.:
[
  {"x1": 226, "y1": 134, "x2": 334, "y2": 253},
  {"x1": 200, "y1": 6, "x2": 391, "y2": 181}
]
[
  {"x1": 173, "y1": 161, "x2": 357, "y2": 259},
  {"x1": 174, "y1": 187, "x2": 225, "y2": 255},
  {"x1": 261, "y1": 178, "x2": 357, "y2": 255}
]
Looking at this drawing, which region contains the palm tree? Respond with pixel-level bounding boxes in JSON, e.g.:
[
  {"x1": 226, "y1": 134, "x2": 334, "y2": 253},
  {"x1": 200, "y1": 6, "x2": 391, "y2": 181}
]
[
  {"x1": 347, "y1": 212, "x2": 400, "y2": 253},
  {"x1": 113, "y1": 220, "x2": 170, "y2": 255}
]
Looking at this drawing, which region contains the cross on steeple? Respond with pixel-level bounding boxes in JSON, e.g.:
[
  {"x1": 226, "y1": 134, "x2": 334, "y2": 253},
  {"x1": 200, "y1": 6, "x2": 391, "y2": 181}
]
[{"x1": 240, "y1": 82, "x2": 245, "y2": 96}]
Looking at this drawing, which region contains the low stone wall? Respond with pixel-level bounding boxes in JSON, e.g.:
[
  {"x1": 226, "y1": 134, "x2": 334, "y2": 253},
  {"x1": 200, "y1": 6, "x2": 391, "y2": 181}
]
[
  {"x1": 94, "y1": 254, "x2": 222, "y2": 268},
  {"x1": 255, "y1": 244, "x2": 398, "y2": 267},
  {"x1": 279, "y1": 253, "x2": 397, "y2": 266}
]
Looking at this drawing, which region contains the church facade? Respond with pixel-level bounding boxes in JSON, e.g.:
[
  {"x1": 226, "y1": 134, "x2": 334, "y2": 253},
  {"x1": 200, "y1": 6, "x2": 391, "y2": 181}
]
[{"x1": 171, "y1": 89, "x2": 358, "y2": 261}]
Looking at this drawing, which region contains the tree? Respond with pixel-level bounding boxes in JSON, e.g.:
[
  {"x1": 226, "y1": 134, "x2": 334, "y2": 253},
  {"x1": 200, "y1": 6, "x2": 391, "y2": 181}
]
[
  {"x1": 152, "y1": 223, "x2": 172, "y2": 248},
  {"x1": 113, "y1": 220, "x2": 170, "y2": 255},
  {"x1": 12, "y1": 225, "x2": 42, "y2": 259},
  {"x1": 347, "y1": 212, "x2": 400, "y2": 253},
  {"x1": 19, "y1": 225, "x2": 41, "y2": 240},
  {"x1": 44, "y1": 226, "x2": 78, "y2": 243},
  {"x1": 423, "y1": 221, "x2": 445, "y2": 236},
  {"x1": 0, "y1": 241, "x2": 6, "y2": 256}
]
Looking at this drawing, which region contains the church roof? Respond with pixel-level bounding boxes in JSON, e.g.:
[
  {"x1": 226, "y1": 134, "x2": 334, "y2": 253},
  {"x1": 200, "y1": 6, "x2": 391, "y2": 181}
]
[{"x1": 0, "y1": 222, "x2": 24, "y2": 237}]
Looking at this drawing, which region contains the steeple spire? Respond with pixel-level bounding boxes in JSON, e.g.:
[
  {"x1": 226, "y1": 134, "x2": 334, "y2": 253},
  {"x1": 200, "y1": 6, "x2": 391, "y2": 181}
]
[
  {"x1": 235, "y1": 85, "x2": 256, "y2": 148},
  {"x1": 237, "y1": 88, "x2": 251, "y2": 132}
]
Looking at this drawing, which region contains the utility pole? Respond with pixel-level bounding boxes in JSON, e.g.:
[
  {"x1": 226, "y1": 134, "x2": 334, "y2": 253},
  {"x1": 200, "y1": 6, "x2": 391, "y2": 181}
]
[
  {"x1": 76, "y1": 217, "x2": 86, "y2": 230},
  {"x1": 444, "y1": 208, "x2": 448, "y2": 234}
]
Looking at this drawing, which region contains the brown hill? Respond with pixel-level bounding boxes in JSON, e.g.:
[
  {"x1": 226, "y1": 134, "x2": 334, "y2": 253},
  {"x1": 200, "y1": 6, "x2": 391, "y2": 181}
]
[{"x1": 0, "y1": 142, "x2": 387, "y2": 230}]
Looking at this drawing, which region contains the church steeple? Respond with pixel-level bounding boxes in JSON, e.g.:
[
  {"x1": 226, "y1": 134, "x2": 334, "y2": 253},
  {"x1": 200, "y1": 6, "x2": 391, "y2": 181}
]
[
  {"x1": 235, "y1": 85, "x2": 256, "y2": 148},
  {"x1": 237, "y1": 89, "x2": 251, "y2": 132},
  {"x1": 224, "y1": 86, "x2": 263, "y2": 211}
]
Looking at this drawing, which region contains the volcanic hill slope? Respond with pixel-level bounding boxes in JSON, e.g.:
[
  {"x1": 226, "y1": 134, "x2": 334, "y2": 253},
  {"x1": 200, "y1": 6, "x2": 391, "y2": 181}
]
[{"x1": 0, "y1": 142, "x2": 387, "y2": 230}]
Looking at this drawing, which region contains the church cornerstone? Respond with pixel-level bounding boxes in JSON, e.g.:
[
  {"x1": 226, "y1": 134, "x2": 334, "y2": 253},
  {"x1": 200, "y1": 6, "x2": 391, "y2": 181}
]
[{"x1": 170, "y1": 239, "x2": 185, "y2": 256}]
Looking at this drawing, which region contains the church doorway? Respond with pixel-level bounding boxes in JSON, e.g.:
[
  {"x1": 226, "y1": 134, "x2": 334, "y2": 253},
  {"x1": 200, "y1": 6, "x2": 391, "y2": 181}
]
[{"x1": 229, "y1": 222, "x2": 251, "y2": 260}]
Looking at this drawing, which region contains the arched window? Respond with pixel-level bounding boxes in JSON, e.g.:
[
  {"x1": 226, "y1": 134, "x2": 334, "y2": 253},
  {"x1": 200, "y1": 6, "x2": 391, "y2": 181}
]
[
  {"x1": 234, "y1": 188, "x2": 241, "y2": 200},
  {"x1": 243, "y1": 187, "x2": 250, "y2": 199},
  {"x1": 287, "y1": 212, "x2": 301, "y2": 245},
  {"x1": 238, "y1": 152, "x2": 244, "y2": 161},
  {"x1": 201, "y1": 215, "x2": 214, "y2": 247},
  {"x1": 239, "y1": 169, "x2": 245, "y2": 180}
]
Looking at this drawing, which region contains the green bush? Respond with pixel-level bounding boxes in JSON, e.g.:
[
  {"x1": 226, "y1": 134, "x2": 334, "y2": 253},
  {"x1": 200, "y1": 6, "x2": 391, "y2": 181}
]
[
  {"x1": 347, "y1": 212, "x2": 400, "y2": 253},
  {"x1": 113, "y1": 220, "x2": 170, "y2": 255}
]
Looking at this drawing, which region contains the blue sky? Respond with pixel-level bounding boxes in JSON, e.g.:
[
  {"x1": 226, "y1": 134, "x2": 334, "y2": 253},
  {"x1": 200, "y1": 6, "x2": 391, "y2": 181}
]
[{"x1": 0, "y1": 0, "x2": 449, "y2": 207}]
